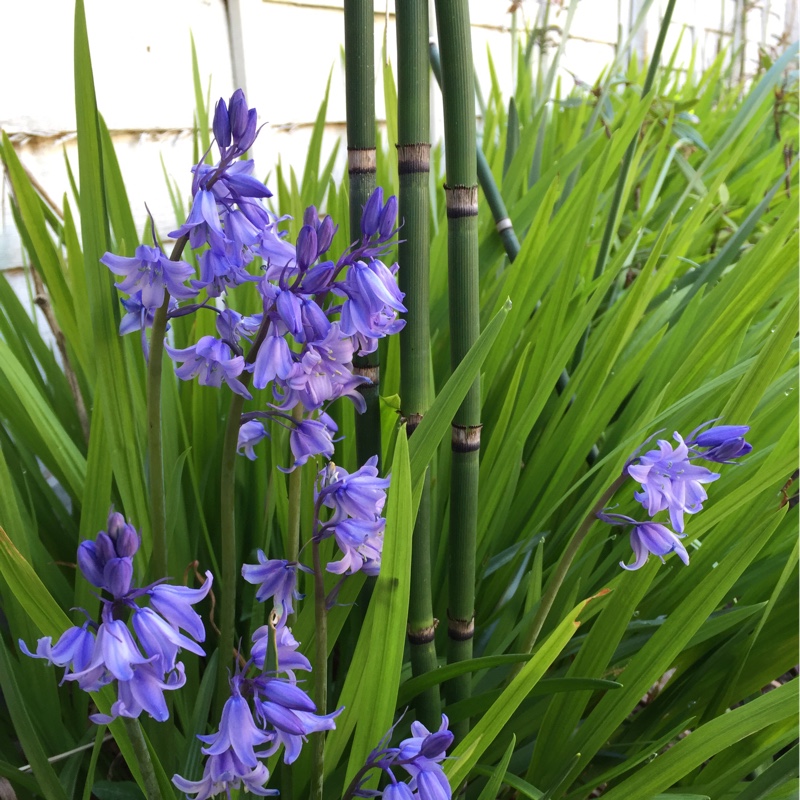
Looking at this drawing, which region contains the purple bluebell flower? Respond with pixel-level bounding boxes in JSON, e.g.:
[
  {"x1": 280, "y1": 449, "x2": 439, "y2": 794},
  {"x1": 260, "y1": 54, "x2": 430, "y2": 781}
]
[
  {"x1": 627, "y1": 433, "x2": 719, "y2": 533},
  {"x1": 77, "y1": 509, "x2": 139, "y2": 596},
  {"x1": 599, "y1": 512, "x2": 689, "y2": 570},
  {"x1": 102, "y1": 245, "x2": 196, "y2": 309},
  {"x1": 132, "y1": 607, "x2": 206, "y2": 672},
  {"x1": 251, "y1": 624, "x2": 312, "y2": 676},
  {"x1": 166, "y1": 336, "x2": 252, "y2": 399},
  {"x1": 338, "y1": 259, "x2": 406, "y2": 354},
  {"x1": 91, "y1": 661, "x2": 186, "y2": 724},
  {"x1": 241, "y1": 556, "x2": 303, "y2": 624},
  {"x1": 173, "y1": 753, "x2": 276, "y2": 800},
  {"x1": 198, "y1": 675, "x2": 272, "y2": 767},
  {"x1": 147, "y1": 571, "x2": 213, "y2": 642},
  {"x1": 171, "y1": 189, "x2": 227, "y2": 251},
  {"x1": 252, "y1": 330, "x2": 295, "y2": 389},
  {"x1": 686, "y1": 422, "x2": 752, "y2": 463},
  {"x1": 19, "y1": 623, "x2": 96, "y2": 680},
  {"x1": 238, "y1": 420, "x2": 270, "y2": 461},
  {"x1": 325, "y1": 517, "x2": 386, "y2": 576},
  {"x1": 317, "y1": 456, "x2": 389, "y2": 521},
  {"x1": 352, "y1": 715, "x2": 454, "y2": 800},
  {"x1": 280, "y1": 417, "x2": 337, "y2": 473}
]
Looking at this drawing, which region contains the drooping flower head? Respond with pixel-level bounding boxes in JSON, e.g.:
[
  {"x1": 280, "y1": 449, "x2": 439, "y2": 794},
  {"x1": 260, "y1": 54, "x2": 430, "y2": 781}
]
[
  {"x1": 627, "y1": 432, "x2": 719, "y2": 533},
  {"x1": 599, "y1": 512, "x2": 689, "y2": 571},
  {"x1": 686, "y1": 422, "x2": 752, "y2": 463},
  {"x1": 22, "y1": 510, "x2": 213, "y2": 725}
]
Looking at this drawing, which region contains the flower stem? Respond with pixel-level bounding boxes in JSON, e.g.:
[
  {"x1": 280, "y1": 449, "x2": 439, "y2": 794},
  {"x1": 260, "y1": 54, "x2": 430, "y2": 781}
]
[
  {"x1": 517, "y1": 472, "x2": 629, "y2": 658},
  {"x1": 216, "y1": 313, "x2": 271, "y2": 715},
  {"x1": 287, "y1": 406, "x2": 304, "y2": 569},
  {"x1": 147, "y1": 234, "x2": 189, "y2": 579},
  {"x1": 311, "y1": 536, "x2": 328, "y2": 800},
  {"x1": 121, "y1": 718, "x2": 162, "y2": 800}
]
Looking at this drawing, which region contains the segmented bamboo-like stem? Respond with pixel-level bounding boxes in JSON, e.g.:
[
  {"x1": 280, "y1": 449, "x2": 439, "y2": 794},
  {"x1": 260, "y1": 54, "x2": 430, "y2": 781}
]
[
  {"x1": 433, "y1": 0, "x2": 480, "y2": 742},
  {"x1": 344, "y1": 0, "x2": 382, "y2": 469},
  {"x1": 396, "y1": 0, "x2": 441, "y2": 730}
]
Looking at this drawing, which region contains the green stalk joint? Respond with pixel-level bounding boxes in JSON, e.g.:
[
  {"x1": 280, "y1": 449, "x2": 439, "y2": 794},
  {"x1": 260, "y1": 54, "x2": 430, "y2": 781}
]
[
  {"x1": 451, "y1": 423, "x2": 482, "y2": 453},
  {"x1": 398, "y1": 143, "x2": 431, "y2": 174},
  {"x1": 447, "y1": 610, "x2": 475, "y2": 642},
  {"x1": 407, "y1": 620, "x2": 438, "y2": 646},
  {"x1": 444, "y1": 184, "x2": 478, "y2": 218},
  {"x1": 347, "y1": 147, "x2": 377, "y2": 176}
]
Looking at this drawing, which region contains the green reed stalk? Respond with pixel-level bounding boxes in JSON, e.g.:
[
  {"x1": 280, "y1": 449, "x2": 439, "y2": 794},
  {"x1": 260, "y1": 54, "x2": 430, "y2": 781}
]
[
  {"x1": 396, "y1": 0, "x2": 441, "y2": 730},
  {"x1": 147, "y1": 234, "x2": 189, "y2": 579},
  {"x1": 433, "y1": 0, "x2": 480, "y2": 742},
  {"x1": 430, "y1": 43, "x2": 599, "y2": 465},
  {"x1": 344, "y1": 0, "x2": 381, "y2": 469}
]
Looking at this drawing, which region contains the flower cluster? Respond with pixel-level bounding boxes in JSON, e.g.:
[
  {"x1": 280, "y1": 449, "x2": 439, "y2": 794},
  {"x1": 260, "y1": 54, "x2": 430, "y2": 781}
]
[
  {"x1": 173, "y1": 631, "x2": 338, "y2": 799},
  {"x1": 349, "y1": 715, "x2": 454, "y2": 800},
  {"x1": 20, "y1": 510, "x2": 212, "y2": 723},
  {"x1": 600, "y1": 423, "x2": 752, "y2": 570},
  {"x1": 102, "y1": 89, "x2": 405, "y2": 472}
]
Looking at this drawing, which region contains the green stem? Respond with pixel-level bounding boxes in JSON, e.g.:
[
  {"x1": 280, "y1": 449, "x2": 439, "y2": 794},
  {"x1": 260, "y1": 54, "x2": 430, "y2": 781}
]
[
  {"x1": 122, "y1": 718, "x2": 162, "y2": 800},
  {"x1": 311, "y1": 537, "x2": 328, "y2": 800},
  {"x1": 397, "y1": 0, "x2": 440, "y2": 730},
  {"x1": 216, "y1": 316, "x2": 271, "y2": 715},
  {"x1": 147, "y1": 234, "x2": 189, "y2": 578},
  {"x1": 344, "y1": 0, "x2": 381, "y2": 469},
  {"x1": 287, "y1": 405, "x2": 304, "y2": 569},
  {"x1": 517, "y1": 473, "x2": 628, "y2": 657},
  {"x1": 433, "y1": 0, "x2": 481, "y2": 743}
]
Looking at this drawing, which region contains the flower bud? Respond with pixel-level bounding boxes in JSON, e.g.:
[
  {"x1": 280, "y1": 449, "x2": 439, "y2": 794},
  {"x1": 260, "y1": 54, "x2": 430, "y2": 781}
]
[
  {"x1": 213, "y1": 98, "x2": 231, "y2": 148},
  {"x1": 103, "y1": 557, "x2": 134, "y2": 598},
  {"x1": 378, "y1": 194, "x2": 397, "y2": 239},
  {"x1": 361, "y1": 187, "x2": 383, "y2": 238},
  {"x1": 77, "y1": 541, "x2": 104, "y2": 587},
  {"x1": 95, "y1": 532, "x2": 115, "y2": 564}
]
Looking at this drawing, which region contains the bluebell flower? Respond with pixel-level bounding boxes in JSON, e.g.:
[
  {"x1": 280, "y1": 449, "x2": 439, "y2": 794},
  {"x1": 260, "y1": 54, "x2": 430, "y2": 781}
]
[
  {"x1": 338, "y1": 259, "x2": 406, "y2": 354},
  {"x1": 317, "y1": 456, "x2": 389, "y2": 521},
  {"x1": 19, "y1": 623, "x2": 96, "y2": 681},
  {"x1": 237, "y1": 420, "x2": 270, "y2": 461},
  {"x1": 627, "y1": 433, "x2": 719, "y2": 533},
  {"x1": 241, "y1": 556, "x2": 304, "y2": 624},
  {"x1": 351, "y1": 715, "x2": 454, "y2": 800},
  {"x1": 132, "y1": 607, "x2": 206, "y2": 672},
  {"x1": 198, "y1": 675, "x2": 271, "y2": 768},
  {"x1": 101, "y1": 245, "x2": 197, "y2": 309},
  {"x1": 166, "y1": 336, "x2": 252, "y2": 399},
  {"x1": 360, "y1": 187, "x2": 398, "y2": 241},
  {"x1": 325, "y1": 517, "x2": 386, "y2": 576},
  {"x1": 252, "y1": 330, "x2": 295, "y2": 389},
  {"x1": 147, "y1": 572, "x2": 213, "y2": 643},
  {"x1": 173, "y1": 752, "x2": 276, "y2": 800},
  {"x1": 171, "y1": 189, "x2": 227, "y2": 251},
  {"x1": 251, "y1": 624, "x2": 312, "y2": 676},
  {"x1": 281, "y1": 417, "x2": 337, "y2": 472},
  {"x1": 91, "y1": 661, "x2": 187, "y2": 725},
  {"x1": 686, "y1": 422, "x2": 752, "y2": 463},
  {"x1": 599, "y1": 512, "x2": 689, "y2": 570}
]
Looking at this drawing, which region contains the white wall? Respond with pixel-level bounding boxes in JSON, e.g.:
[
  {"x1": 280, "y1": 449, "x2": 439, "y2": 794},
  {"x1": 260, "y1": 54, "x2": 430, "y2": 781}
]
[{"x1": 1, "y1": 0, "x2": 797, "y2": 272}]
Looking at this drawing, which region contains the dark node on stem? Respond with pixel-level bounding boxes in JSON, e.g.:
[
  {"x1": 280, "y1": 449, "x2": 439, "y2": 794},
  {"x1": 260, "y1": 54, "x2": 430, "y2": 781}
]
[
  {"x1": 444, "y1": 184, "x2": 478, "y2": 219},
  {"x1": 451, "y1": 424, "x2": 482, "y2": 453},
  {"x1": 347, "y1": 147, "x2": 377, "y2": 175},
  {"x1": 407, "y1": 620, "x2": 438, "y2": 645},
  {"x1": 447, "y1": 610, "x2": 475, "y2": 642},
  {"x1": 353, "y1": 364, "x2": 380, "y2": 385},
  {"x1": 397, "y1": 143, "x2": 432, "y2": 174},
  {"x1": 405, "y1": 413, "x2": 424, "y2": 435},
  {"x1": 495, "y1": 217, "x2": 513, "y2": 233}
]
